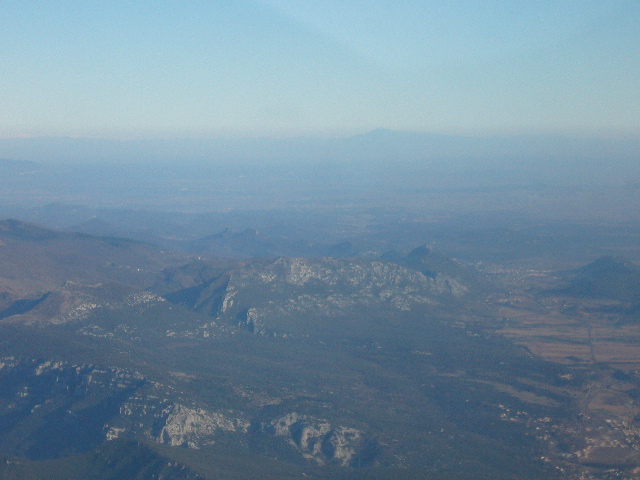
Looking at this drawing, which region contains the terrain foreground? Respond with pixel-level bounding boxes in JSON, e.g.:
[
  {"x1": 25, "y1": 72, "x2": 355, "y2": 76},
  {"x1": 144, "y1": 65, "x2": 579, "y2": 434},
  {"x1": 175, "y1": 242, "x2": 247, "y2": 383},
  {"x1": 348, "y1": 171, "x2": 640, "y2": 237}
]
[{"x1": 0, "y1": 219, "x2": 639, "y2": 479}]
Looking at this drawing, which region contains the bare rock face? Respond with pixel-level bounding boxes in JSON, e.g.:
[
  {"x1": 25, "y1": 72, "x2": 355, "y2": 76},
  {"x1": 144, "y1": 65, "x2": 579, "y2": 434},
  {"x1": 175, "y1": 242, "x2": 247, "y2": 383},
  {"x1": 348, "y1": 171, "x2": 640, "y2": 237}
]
[
  {"x1": 269, "y1": 413, "x2": 363, "y2": 466},
  {"x1": 231, "y1": 257, "x2": 458, "y2": 298},
  {"x1": 0, "y1": 281, "x2": 167, "y2": 326},
  {"x1": 103, "y1": 382, "x2": 252, "y2": 450},
  {"x1": 156, "y1": 404, "x2": 249, "y2": 448},
  {"x1": 0, "y1": 357, "x2": 147, "y2": 458},
  {"x1": 0, "y1": 356, "x2": 371, "y2": 467},
  {"x1": 216, "y1": 257, "x2": 469, "y2": 335}
]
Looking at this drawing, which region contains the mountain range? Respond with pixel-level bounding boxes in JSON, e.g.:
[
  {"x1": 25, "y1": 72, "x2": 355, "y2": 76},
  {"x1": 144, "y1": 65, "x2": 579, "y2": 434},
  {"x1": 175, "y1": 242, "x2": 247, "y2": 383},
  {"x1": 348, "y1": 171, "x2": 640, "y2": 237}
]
[
  {"x1": 1, "y1": 130, "x2": 639, "y2": 187},
  {"x1": 0, "y1": 219, "x2": 577, "y2": 479}
]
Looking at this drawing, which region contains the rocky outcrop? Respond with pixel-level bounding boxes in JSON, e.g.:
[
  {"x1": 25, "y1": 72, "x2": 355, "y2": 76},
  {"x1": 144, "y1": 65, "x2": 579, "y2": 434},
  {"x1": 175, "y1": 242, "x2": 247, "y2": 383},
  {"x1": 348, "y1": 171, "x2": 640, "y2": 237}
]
[
  {"x1": 0, "y1": 357, "x2": 249, "y2": 453},
  {"x1": 0, "y1": 357, "x2": 371, "y2": 466},
  {"x1": 213, "y1": 257, "x2": 469, "y2": 335},
  {"x1": 267, "y1": 412, "x2": 364, "y2": 466},
  {"x1": 155, "y1": 404, "x2": 249, "y2": 448}
]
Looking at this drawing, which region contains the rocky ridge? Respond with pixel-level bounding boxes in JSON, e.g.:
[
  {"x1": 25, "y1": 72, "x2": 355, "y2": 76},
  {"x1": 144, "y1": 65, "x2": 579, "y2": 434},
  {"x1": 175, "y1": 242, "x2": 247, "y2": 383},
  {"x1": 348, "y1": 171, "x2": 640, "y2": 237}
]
[
  {"x1": 0, "y1": 356, "x2": 368, "y2": 466},
  {"x1": 213, "y1": 257, "x2": 470, "y2": 335}
]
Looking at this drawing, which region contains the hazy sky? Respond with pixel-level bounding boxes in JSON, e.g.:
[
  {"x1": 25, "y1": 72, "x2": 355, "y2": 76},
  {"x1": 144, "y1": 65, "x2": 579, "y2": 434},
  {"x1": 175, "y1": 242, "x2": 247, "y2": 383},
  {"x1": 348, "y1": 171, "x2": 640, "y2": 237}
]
[{"x1": 1, "y1": 1, "x2": 638, "y2": 139}]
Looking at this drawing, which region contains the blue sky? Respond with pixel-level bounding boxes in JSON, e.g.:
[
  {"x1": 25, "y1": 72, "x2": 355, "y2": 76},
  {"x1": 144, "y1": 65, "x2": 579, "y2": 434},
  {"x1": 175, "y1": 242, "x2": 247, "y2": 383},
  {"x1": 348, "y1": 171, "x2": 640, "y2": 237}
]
[{"x1": 1, "y1": 0, "x2": 638, "y2": 139}]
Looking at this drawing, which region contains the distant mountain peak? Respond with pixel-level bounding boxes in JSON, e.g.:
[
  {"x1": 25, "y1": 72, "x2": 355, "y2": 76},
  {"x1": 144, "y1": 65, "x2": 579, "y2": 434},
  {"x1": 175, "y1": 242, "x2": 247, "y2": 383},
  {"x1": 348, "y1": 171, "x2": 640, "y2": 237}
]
[
  {"x1": 406, "y1": 246, "x2": 435, "y2": 258},
  {"x1": 349, "y1": 128, "x2": 445, "y2": 142},
  {"x1": 0, "y1": 158, "x2": 41, "y2": 171},
  {"x1": 0, "y1": 219, "x2": 62, "y2": 241},
  {"x1": 579, "y1": 256, "x2": 639, "y2": 275},
  {"x1": 558, "y1": 256, "x2": 640, "y2": 303}
]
